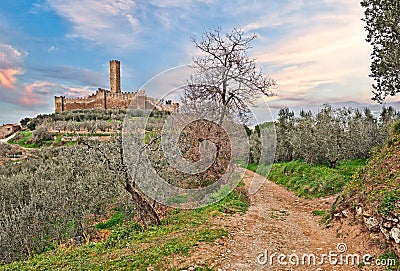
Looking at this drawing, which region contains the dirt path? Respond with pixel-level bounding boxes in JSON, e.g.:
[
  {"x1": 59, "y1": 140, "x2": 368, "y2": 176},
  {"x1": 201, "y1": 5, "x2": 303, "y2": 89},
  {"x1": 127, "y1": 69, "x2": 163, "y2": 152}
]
[
  {"x1": 176, "y1": 170, "x2": 385, "y2": 271},
  {"x1": 0, "y1": 132, "x2": 17, "y2": 143}
]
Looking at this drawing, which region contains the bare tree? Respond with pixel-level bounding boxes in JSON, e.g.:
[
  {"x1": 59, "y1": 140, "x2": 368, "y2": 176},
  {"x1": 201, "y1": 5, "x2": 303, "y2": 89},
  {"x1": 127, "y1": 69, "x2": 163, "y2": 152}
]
[{"x1": 183, "y1": 28, "x2": 276, "y2": 124}]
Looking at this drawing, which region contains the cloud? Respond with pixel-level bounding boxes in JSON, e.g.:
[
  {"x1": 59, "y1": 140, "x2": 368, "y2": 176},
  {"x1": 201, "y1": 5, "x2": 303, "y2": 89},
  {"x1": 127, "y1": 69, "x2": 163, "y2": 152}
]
[
  {"x1": 46, "y1": 0, "x2": 217, "y2": 49},
  {"x1": 148, "y1": 0, "x2": 212, "y2": 8},
  {"x1": 0, "y1": 70, "x2": 22, "y2": 89},
  {"x1": 0, "y1": 44, "x2": 22, "y2": 66},
  {"x1": 252, "y1": 0, "x2": 373, "y2": 107},
  {"x1": 30, "y1": 2, "x2": 52, "y2": 14},
  {"x1": 47, "y1": 0, "x2": 140, "y2": 48},
  {"x1": 48, "y1": 45, "x2": 58, "y2": 52},
  {"x1": 30, "y1": 65, "x2": 107, "y2": 87},
  {"x1": 17, "y1": 81, "x2": 95, "y2": 106},
  {"x1": 0, "y1": 44, "x2": 24, "y2": 88},
  {"x1": 18, "y1": 83, "x2": 46, "y2": 106},
  {"x1": 0, "y1": 69, "x2": 22, "y2": 88},
  {"x1": 242, "y1": 1, "x2": 307, "y2": 32}
]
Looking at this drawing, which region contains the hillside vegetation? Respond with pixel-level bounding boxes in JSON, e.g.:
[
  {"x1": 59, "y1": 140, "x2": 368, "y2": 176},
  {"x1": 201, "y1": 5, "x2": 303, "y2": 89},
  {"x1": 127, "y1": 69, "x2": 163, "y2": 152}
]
[
  {"x1": 0, "y1": 110, "x2": 246, "y2": 267},
  {"x1": 0, "y1": 188, "x2": 248, "y2": 270},
  {"x1": 256, "y1": 105, "x2": 399, "y2": 167},
  {"x1": 337, "y1": 120, "x2": 400, "y2": 255}
]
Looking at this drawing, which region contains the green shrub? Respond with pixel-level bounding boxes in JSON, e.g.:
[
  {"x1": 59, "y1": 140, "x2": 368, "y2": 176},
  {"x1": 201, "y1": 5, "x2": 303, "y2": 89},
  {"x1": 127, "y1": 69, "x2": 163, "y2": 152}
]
[
  {"x1": 381, "y1": 190, "x2": 400, "y2": 216},
  {"x1": 1, "y1": 186, "x2": 248, "y2": 270},
  {"x1": 31, "y1": 127, "x2": 53, "y2": 144}
]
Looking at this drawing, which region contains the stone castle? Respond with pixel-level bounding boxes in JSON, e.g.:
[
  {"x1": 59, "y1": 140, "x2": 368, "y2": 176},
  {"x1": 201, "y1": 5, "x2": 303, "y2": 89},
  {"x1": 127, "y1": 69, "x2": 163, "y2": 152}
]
[{"x1": 55, "y1": 60, "x2": 178, "y2": 113}]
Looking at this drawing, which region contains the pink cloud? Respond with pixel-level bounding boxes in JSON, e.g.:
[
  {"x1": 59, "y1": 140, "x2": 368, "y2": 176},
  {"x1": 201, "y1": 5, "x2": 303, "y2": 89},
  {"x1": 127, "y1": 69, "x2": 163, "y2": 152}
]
[
  {"x1": 0, "y1": 44, "x2": 24, "y2": 89},
  {"x1": 18, "y1": 83, "x2": 46, "y2": 106},
  {"x1": 16, "y1": 81, "x2": 95, "y2": 106},
  {"x1": 0, "y1": 68, "x2": 22, "y2": 88}
]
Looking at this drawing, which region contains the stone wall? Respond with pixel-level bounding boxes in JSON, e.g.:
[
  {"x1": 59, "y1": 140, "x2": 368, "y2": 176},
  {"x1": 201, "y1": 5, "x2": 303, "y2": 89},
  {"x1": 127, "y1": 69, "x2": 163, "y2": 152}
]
[{"x1": 105, "y1": 91, "x2": 142, "y2": 109}]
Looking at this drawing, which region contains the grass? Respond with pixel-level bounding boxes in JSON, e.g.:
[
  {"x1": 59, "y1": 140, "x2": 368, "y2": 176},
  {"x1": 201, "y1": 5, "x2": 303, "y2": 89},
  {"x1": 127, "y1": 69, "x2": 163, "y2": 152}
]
[
  {"x1": 311, "y1": 209, "x2": 331, "y2": 224},
  {"x1": 8, "y1": 130, "x2": 113, "y2": 149},
  {"x1": 379, "y1": 251, "x2": 400, "y2": 271},
  {"x1": 247, "y1": 159, "x2": 366, "y2": 199},
  {"x1": 0, "y1": 187, "x2": 249, "y2": 270},
  {"x1": 95, "y1": 210, "x2": 125, "y2": 230},
  {"x1": 311, "y1": 210, "x2": 327, "y2": 216},
  {"x1": 8, "y1": 130, "x2": 37, "y2": 148}
]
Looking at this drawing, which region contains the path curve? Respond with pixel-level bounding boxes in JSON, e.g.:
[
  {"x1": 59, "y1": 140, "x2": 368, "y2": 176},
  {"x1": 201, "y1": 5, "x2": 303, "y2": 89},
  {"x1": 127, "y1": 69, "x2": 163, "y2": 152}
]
[
  {"x1": 0, "y1": 132, "x2": 17, "y2": 143},
  {"x1": 176, "y1": 170, "x2": 385, "y2": 271}
]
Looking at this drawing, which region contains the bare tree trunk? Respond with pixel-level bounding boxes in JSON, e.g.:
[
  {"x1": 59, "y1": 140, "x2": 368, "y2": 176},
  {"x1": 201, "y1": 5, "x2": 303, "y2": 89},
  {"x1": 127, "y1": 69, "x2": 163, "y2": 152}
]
[
  {"x1": 125, "y1": 182, "x2": 160, "y2": 227},
  {"x1": 218, "y1": 105, "x2": 227, "y2": 126},
  {"x1": 330, "y1": 157, "x2": 338, "y2": 169},
  {"x1": 119, "y1": 140, "x2": 161, "y2": 227}
]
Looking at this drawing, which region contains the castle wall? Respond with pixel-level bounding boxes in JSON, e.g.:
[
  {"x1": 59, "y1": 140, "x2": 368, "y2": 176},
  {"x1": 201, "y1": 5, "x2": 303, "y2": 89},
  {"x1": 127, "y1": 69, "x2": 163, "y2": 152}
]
[
  {"x1": 56, "y1": 89, "x2": 106, "y2": 112},
  {"x1": 105, "y1": 92, "x2": 137, "y2": 109},
  {"x1": 145, "y1": 96, "x2": 179, "y2": 112},
  {"x1": 63, "y1": 98, "x2": 98, "y2": 111},
  {"x1": 55, "y1": 89, "x2": 178, "y2": 113}
]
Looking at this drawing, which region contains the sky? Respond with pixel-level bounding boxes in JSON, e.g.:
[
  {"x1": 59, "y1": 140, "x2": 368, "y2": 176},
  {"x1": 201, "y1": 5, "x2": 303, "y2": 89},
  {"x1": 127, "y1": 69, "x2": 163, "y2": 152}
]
[{"x1": 0, "y1": 0, "x2": 398, "y2": 125}]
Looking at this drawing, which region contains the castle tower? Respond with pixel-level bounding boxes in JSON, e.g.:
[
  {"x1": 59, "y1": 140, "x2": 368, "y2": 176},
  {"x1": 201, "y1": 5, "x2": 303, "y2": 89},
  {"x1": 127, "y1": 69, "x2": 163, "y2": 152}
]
[
  {"x1": 54, "y1": 96, "x2": 65, "y2": 112},
  {"x1": 110, "y1": 60, "x2": 121, "y2": 93}
]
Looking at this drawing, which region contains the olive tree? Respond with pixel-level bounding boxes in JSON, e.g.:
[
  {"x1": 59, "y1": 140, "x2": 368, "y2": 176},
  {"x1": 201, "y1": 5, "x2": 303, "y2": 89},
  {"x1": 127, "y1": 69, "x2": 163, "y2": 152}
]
[
  {"x1": 361, "y1": 0, "x2": 400, "y2": 102},
  {"x1": 273, "y1": 105, "x2": 398, "y2": 167},
  {"x1": 31, "y1": 126, "x2": 53, "y2": 144},
  {"x1": 314, "y1": 106, "x2": 347, "y2": 168},
  {"x1": 0, "y1": 144, "x2": 129, "y2": 263},
  {"x1": 0, "y1": 143, "x2": 12, "y2": 157},
  {"x1": 82, "y1": 137, "x2": 161, "y2": 227},
  {"x1": 275, "y1": 108, "x2": 295, "y2": 162}
]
